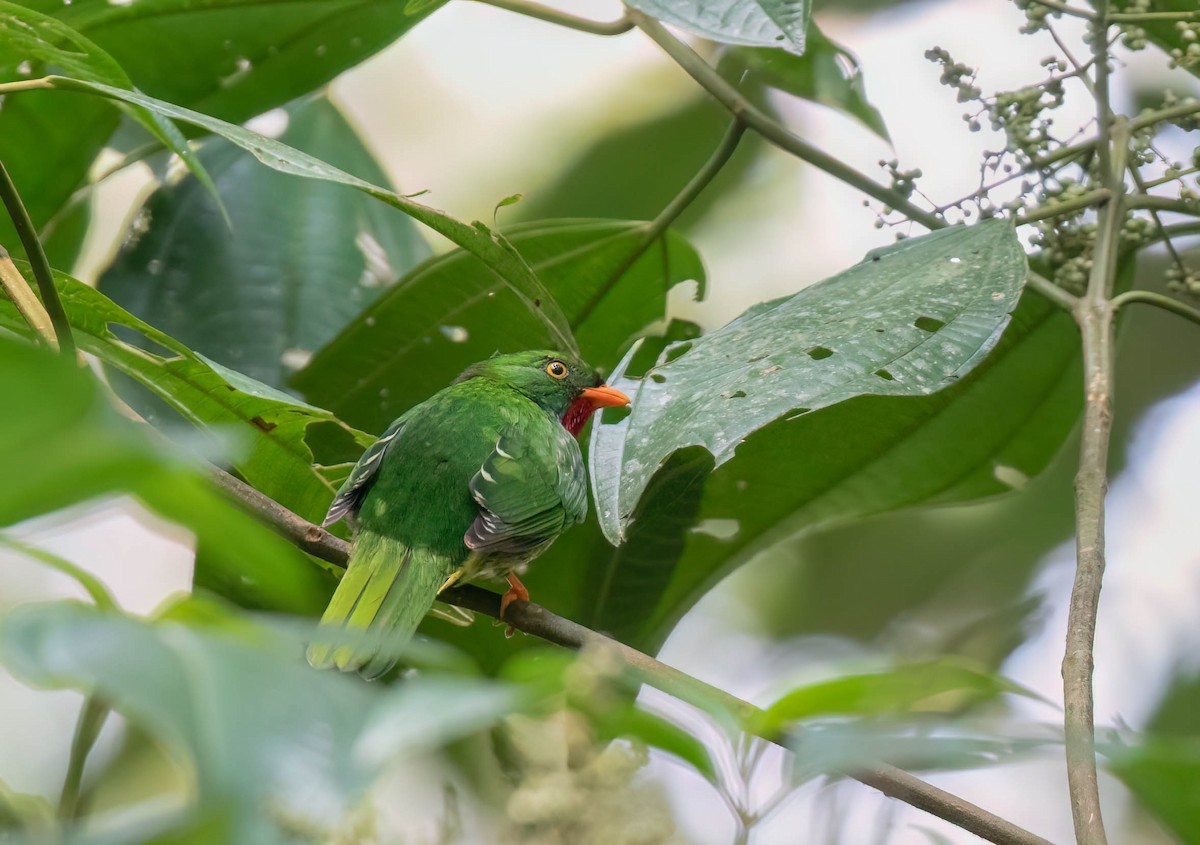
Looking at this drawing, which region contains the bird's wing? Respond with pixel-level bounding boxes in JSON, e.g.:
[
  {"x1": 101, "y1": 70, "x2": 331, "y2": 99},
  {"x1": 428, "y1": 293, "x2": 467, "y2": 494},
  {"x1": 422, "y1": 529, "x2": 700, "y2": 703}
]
[
  {"x1": 323, "y1": 415, "x2": 408, "y2": 527},
  {"x1": 464, "y1": 424, "x2": 587, "y2": 555}
]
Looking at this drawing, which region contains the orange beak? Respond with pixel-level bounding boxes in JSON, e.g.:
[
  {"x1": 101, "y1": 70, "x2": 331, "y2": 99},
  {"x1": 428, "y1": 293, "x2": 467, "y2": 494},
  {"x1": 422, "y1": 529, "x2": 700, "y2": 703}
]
[{"x1": 582, "y1": 384, "x2": 630, "y2": 409}]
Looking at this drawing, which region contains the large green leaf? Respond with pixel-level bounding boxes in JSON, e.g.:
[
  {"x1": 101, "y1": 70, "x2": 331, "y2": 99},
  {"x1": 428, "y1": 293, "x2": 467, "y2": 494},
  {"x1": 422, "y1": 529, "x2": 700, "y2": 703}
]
[
  {"x1": 99, "y1": 96, "x2": 430, "y2": 391},
  {"x1": 1107, "y1": 737, "x2": 1200, "y2": 844},
  {"x1": 0, "y1": 601, "x2": 517, "y2": 840},
  {"x1": 721, "y1": 25, "x2": 889, "y2": 140},
  {"x1": 293, "y1": 220, "x2": 705, "y2": 431},
  {"x1": 0, "y1": 334, "x2": 331, "y2": 612},
  {"x1": 592, "y1": 220, "x2": 1028, "y2": 543},
  {"x1": 34, "y1": 0, "x2": 446, "y2": 126},
  {"x1": 0, "y1": 267, "x2": 370, "y2": 525},
  {"x1": 39, "y1": 75, "x2": 579, "y2": 356},
  {"x1": 1108, "y1": 0, "x2": 1200, "y2": 81},
  {"x1": 627, "y1": 0, "x2": 811, "y2": 54}
]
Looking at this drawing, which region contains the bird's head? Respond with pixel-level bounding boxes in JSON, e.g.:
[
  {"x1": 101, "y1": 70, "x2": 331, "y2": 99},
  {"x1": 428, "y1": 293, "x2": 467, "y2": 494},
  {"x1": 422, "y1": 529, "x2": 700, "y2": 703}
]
[{"x1": 458, "y1": 350, "x2": 630, "y2": 436}]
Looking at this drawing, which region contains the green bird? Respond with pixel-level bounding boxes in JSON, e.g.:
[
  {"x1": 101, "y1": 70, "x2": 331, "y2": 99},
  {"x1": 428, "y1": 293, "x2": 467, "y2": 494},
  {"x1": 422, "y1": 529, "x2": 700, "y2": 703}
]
[{"x1": 307, "y1": 350, "x2": 630, "y2": 677}]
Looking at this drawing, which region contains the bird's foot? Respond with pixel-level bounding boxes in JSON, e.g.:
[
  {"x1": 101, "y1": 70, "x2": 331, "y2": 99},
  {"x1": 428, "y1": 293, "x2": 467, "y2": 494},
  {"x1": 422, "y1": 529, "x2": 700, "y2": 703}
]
[{"x1": 500, "y1": 573, "x2": 530, "y2": 638}]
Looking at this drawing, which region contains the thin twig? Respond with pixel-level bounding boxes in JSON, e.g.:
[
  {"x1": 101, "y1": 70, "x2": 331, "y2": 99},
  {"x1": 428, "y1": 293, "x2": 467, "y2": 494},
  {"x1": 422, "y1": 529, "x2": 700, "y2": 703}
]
[
  {"x1": 626, "y1": 9, "x2": 944, "y2": 231},
  {"x1": 0, "y1": 160, "x2": 75, "y2": 358},
  {"x1": 468, "y1": 0, "x2": 633, "y2": 35},
  {"x1": 207, "y1": 464, "x2": 1053, "y2": 845},
  {"x1": 1125, "y1": 194, "x2": 1200, "y2": 216},
  {"x1": 1016, "y1": 189, "x2": 1111, "y2": 226},
  {"x1": 1026, "y1": 0, "x2": 1096, "y2": 19},
  {"x1": 576, "y1": 119, "x2": 746, "y2": 326},
  {"x1": 0, "y1": 248, "x2": 57, "y2": 348},
  {"x1": 1111, "y1": 290, "x2": 1200, "y2": 328},
  {"x1": 59, "y1": 696, "x2": 110, "y2": 820}
]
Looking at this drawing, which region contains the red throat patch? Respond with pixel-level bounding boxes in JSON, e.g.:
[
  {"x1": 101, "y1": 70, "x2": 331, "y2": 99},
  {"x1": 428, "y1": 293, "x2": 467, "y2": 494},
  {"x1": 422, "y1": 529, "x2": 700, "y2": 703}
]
[{"x1": 561, "y1": 396, "x2": 596, "y2": 437}]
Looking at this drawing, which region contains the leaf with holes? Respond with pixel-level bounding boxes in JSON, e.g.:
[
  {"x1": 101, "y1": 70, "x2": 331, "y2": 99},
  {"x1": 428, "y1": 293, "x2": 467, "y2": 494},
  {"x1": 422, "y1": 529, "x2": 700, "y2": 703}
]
[
  {"x1": 0, "y1": 265, "x2": 370, "y2": 525},
  {"x1": 627, "y1": 0, "x2": 811, "y2": 54},
  {"x1": 592, "y1": 220, "x2": 1028, "y2": 543}
]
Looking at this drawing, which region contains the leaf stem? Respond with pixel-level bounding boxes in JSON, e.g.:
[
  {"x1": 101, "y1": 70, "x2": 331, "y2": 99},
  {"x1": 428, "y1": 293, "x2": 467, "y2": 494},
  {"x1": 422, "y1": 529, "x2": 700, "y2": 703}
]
[
  {"x1": 576, "y1": 119, "x2": 747, "y2": 326},
  {"x1": 626, "y1": 10, "x2": 944, "y2": 231},
  {"x1": 59, "y1": 696, "x2": 110, "y2": 820},
  {"x1": 209, "y1": 464, "x2": 1053, "y2": 845},
  {"x1": 1026, "y1": 0, "x2": 1096, "y2": 20},
  {"x1": 0, "y1": 160, "x2": 75, "y2": 358},
  {"x1": 468, "y1": 0, "x2": 633, "y2": 35},
  {"x1": 1111, "y1": 290, "x2": 1200, "y2": 328}
]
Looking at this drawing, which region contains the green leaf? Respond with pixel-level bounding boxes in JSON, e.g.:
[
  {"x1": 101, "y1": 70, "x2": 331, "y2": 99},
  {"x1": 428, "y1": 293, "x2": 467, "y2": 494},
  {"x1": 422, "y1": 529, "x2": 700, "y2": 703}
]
[
  {"x1": 627, "y1": 0, "x2": 811, "y2": 54},
  {"x1": 99, "y1": 96, "x2": 430, "y2": 391},
  {"x1": 0, "y1": 266, "x2": 371, "y2": 525},
  {"x1": 46, "y1": 0, "x2": 447, "y2": 126},
  {"x1": 597, "y1": 706, "x2": 717, "y2": 782},
  {"x1": 592, "y1": 220, "x2": 1028, "y2": 544},
  {"x1": 0, "y1": 2, "x2": 222, "y2": 219},
  {"x1": 754, "y1": 658, "x2": 1036, "y2": 736},
  {"x1": 1106, "y1": 737, "x2": 1200, "y2": 844},
  {"x1": 43, "y1": 74, "x2": 579, "y2": 357},
  {"x1": 293, "y1": 220, "x2": 705, "y2": 431},
  {"x1": 0, "y1": 601, "x2": 517, "y2": 836},
  {"x1": 1109, "y1": 0, "x2": 1200, "y2": 81},
  {"x1": 555, "y1": 235, "x2": 1078, "y2": 652},
  {"x1": 0, "y1": 334, "x2": 331, "y2": 613},
  {"x1": 722, "y1": 26, "x2": 890, "y2": 140}
]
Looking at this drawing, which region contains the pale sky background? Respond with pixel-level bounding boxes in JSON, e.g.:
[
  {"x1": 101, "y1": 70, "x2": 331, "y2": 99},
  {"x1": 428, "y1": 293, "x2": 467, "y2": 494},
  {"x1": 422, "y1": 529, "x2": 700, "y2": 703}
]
[{"x1": 2, "y1": 0, "x2": 1198, "y2": 843}]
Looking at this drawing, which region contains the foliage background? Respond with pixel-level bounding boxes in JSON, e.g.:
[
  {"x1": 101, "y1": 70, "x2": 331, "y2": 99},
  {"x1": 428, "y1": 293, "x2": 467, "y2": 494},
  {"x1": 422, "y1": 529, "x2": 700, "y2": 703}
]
[{"x1": 1, "y1": 0, "x2": 1198, "y2": 843}]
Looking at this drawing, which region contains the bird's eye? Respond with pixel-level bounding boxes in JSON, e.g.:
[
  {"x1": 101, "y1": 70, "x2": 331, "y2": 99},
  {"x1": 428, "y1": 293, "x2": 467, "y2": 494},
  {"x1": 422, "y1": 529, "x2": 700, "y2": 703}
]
[{"x1": 546, "y1": 360, "x2": 568, "y2": 379}]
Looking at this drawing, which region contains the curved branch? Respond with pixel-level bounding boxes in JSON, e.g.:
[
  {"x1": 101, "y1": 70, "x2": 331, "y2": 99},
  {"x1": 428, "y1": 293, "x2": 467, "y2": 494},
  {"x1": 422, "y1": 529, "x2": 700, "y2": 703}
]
[
  {"x1": 468, "y1": 0, "x2": 633, "y2": 35},
  {"x1": 1111, "y1": 290, "x2": 1200, "y2": 328},
  {"x1": 209, "y1": 464, "x2": 1052, "y2": 845}
]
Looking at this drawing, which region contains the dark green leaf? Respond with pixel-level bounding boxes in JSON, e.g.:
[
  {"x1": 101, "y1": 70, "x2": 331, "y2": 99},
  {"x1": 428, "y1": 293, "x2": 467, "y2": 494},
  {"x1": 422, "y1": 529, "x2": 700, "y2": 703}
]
[
  {"x1": 722, "y1": 25, "x2": 890, "y2": 140},
  {"x1": 0, "y1": 266, "x2": 371, "y2": 525},
  {"x1": 99, "y1": 96, "x2": 430, "y2": 390},
  {"x1": 627, "y1": 0, "x2": 811, "y2": 54},
  {"x1": 592, "y1": 220, "x2": 1028, "y2": 543},
  {"x1": 44, "y1": 75, "x2": 579, "y2": 356},
  {"x1": 294, "y1": 220, "x2": 705, "y2": 431}
]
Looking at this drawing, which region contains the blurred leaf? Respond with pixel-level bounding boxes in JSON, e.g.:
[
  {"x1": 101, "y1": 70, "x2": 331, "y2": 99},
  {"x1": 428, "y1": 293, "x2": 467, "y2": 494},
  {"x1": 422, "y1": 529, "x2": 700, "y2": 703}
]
[
  {"x1": 0, "y1": 266, "x2": 370, "y2": 525},
  {"x1": 0, "y1": 777, "x2": 54, "y2": 836},
  {"x1": 1106, "y1": 737, "x2": 1200, "y2": 844},
  {"x1": 99, "y1": 96, "x2": 430, "y2": 390},
  {"x1": 1109, "y1": 0, "x2": 1200, "y2": 81},
  {"x1": 0, "y1": 601, "x2": 517, "y2": 840},
  {"x1": 0, "y1": 2, "x2": 221, "y2": 217},
  {"x1": 44, "y1": 75, "x2": 580, "y2": 356},
  {"x1": 40, "y1": 190, "x2": 92, "y2": 274},
  {"x1": 597, "y1": 706, "x2": 717, "y2": 782},
  {"x1": 0, "y1": 334, "x2": 331, "y2": 613},
  {"x1": 754, "y1": 658, "x2": 1037, "y2": 736},
  {"x1": 0, "y1": 534, "x2": 117, "y2": 610},
  {"x1": 39, "y1": 0, "x2": 446, "y2": 126},
  {"x1": 294, "y1": 220, "x2": 705, "y2": 431},
  {"x1": 592, "y1": 220, "x2": 1028, "y2": 543},
  {"x1": 722, "y1": 25, "x2": 890, "y2": 140},
  {"x1": 627, "y1": 0, "x2": 811, "y2": 54}
]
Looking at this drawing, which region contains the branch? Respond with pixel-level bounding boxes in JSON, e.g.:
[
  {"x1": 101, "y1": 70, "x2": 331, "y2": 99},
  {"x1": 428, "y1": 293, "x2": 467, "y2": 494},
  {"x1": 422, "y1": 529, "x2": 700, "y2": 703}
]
[
  {"x1": 208, "y1": 464, "x2": 1052, "y2": 845},
  {"x1": 0, "y1": 159, "x2": 75, "y2": 359},
  {"x1": 468, "y1": 0, "x2": 633, "y2": 35},
  {"x1": 625, "y1": 9, "x2": 944, "y2": 231},
  {"x1": 1062, "y1": 15, "x2": 1125, "y2": 833},
  {"x1": 576, "y1": 119, "x2": 747, "y2": 325},
  {"x1": 59, "y1": 696, "x2": 109, "y2": 821},
  {"x1": 1111, "y1": 290, "x2": 1200, "y2": 328}
]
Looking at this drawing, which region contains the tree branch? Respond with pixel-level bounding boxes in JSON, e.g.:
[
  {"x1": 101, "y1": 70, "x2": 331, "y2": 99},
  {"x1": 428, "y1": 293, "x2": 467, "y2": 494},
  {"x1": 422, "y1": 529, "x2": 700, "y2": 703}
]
[
  {"x1": 625, "y1": 9, "x2": 944, "y2": 231},
  {"x1": 208, "y1": 464, "x2": 1052, "y2": 845},
  {"x1": 0, "y1": 159, "x2": 75, "y2": 359},
  {"x1": 1111, "y1": 289, "x2": 1200, "y2": 328},
  {"x1": 0, "y1": 247, "x2": 58, "y2": 348},
  {"x1": 468, "y1": 0, "x2": 633, "y2": 35}
]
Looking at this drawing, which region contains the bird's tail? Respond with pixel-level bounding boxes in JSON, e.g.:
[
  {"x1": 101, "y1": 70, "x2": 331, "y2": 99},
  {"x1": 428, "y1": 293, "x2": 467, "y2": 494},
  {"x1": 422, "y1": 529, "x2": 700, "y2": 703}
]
[{"x1": 306, "y1": 530, "x2": 456, "y2": 679}]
